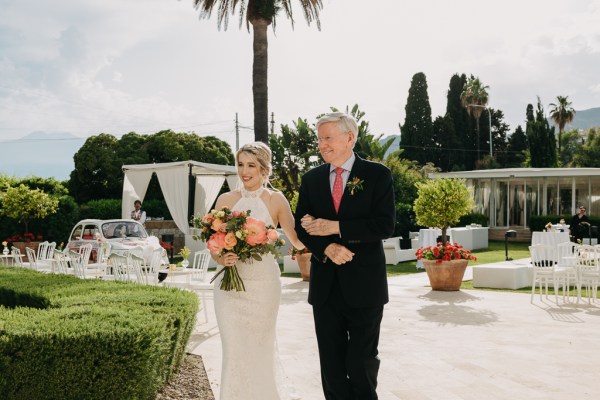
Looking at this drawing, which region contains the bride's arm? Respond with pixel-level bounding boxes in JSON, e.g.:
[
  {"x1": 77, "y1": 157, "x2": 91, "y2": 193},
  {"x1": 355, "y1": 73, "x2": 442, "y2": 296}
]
[{"x1": 273, "y1": 192, "x2": 305, "y2": 251}]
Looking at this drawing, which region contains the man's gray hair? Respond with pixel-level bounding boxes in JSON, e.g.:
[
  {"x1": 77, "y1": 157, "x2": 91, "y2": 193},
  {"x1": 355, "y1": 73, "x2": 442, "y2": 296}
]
[{"x1": 316, "y1": 112, "x2": 359, "y2": 138}]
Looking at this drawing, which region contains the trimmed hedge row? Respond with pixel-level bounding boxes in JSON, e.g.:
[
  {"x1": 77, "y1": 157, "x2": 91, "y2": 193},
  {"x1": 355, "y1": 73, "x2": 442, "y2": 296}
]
[
  {"x1": 528, "y1": 215, "x2": 600, "y2": 233},
  {"x1": 0, "y1": 267, "x2": 198, "y2": 400}
]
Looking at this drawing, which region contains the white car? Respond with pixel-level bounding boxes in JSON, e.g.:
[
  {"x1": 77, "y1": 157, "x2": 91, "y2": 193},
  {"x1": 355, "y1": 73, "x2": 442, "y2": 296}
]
[{"x1": 66, "y1": 219, "x2": 161, "y2": 262}]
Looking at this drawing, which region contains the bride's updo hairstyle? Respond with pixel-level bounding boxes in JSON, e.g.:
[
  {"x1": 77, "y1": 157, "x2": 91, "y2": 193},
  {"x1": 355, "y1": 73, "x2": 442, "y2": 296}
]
[{"x1": 236, "y1": 142, "x2": 273, "y2": 187}]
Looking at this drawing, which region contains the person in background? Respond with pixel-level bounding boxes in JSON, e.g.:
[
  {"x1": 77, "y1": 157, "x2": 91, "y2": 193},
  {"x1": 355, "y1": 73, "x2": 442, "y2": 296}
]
[
  {"x1": 131, "y1": 200, "x2": 146, "y2": 225},
  {"x1": 569, "y1": 205, "x2": 590, "y2": 243}
]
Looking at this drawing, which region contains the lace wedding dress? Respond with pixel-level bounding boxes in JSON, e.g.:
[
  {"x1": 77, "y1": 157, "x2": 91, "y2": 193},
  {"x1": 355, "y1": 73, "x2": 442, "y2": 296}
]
[{"x1": 213, "y1": 187, "x2": 289, "y2": 400}]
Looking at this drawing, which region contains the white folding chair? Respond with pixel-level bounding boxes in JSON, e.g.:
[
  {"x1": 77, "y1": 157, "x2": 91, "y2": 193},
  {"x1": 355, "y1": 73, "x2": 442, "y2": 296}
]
[
  {"x1": 556, "y1": 241, "x2": 578, "y2": 298},
  {"x1": 53, "y1": 250, "x2": 71, "y2": 275},
  {"x1": 190, "y1": 249, "x2": 213, "y2": 322},
  {"x1": 26, "y1": 247, "x2": 39, "y2": 271},
  {"x1": 529, "y1": 244, "x2": 568, "y2": 303},
  {"x1": 37, "y1": 241, "x2": 50, "y2": 262},
  {"x1": 11, "y1": 247, "x2": 24, "y2": 267},
  {"x1": 69, "y1": 251, "x2": 86, "y2": 279},
  {"x1": 130, "y1": 253, "x2": 145, "y2": 284},
  {"x1": 108, "y1": 253, "x2": 130, "y2": 282},
  {"x1": 78, "y1": 243, "x2": 93, "y2": 265},
  {"x1": 576, "y1": 244, "x2": 600, "y2": 304}
]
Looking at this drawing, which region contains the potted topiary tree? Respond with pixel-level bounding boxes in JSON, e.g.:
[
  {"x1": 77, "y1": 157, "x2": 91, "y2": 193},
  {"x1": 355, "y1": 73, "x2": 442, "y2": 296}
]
[
  {"x1": 1, "y1": 184, "x2": 59, "y2": 259},
  {"x1": 413, "y1": 178, "x2": 476, "y2": 291}
]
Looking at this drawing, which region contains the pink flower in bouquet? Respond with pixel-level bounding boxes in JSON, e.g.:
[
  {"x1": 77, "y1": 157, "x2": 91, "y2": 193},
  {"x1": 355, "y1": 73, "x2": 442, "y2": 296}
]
[
  {"x1": 223, "y1": 232, "x2": 237, "y2": 250},
  {"x1": 266, "y1": 228, "x2": 279, "y2": 243},
  {"x1": 244, "y1": 218, "x2": 267, "y2": 246},
  {"x1": 207, "y1": 231, "x2": 226, "y2": 254},
  {"x1": 202, "y1": 213, "x2": 215, "y2": 224},
  {"x1": 211, "y1": 218, "x2": 227, "y2": 232}
]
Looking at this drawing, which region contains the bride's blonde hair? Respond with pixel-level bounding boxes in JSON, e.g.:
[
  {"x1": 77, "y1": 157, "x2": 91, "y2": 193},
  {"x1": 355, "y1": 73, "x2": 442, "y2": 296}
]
[{"x1": 236, "y1": 142, "x2": 273, "y2": 187}]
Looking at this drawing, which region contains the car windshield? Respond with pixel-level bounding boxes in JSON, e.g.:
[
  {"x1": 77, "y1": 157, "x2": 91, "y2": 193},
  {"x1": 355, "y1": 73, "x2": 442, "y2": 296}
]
[{"x1": 101, "y1": 221, "x2": 148, "y2": 239}]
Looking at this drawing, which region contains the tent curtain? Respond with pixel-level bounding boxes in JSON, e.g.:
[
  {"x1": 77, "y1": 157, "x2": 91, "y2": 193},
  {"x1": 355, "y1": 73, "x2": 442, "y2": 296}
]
[
  {"x1": 194, "y1": 176, "x2": 226, "y2": 218},
  {"x1": 121, "y1": 170, "x2": 153, "y2": 219},
  {"x1": 226, "y1": 175, "x2": 241, "y2": 192},
  {"x1": 156, "y1": 168, "x2": 190, "y2": 235}
]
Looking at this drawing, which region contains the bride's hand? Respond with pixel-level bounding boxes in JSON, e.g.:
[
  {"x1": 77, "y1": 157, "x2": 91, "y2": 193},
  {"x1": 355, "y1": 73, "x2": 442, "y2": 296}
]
[{"x1": 219, "y1": 252, "x2": 238, "y2": 267}]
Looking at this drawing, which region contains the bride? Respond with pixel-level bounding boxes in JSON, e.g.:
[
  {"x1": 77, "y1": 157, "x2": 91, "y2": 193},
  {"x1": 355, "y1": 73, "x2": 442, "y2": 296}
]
[{"x1": 211, "y1": 142, "x2": 305, "y2": 400}]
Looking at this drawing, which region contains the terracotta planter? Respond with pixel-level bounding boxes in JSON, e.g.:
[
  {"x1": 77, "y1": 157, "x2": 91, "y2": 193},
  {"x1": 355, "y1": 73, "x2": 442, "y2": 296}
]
[
  {"x1": 296, "y1": 253, "x2": 312, "y2": 281},
  {"x1": 422, "y1": 259, "x2": 469, "y2": 291},
  {"x1": 12, "y1": 241, "x2": 41, "y2": 262}
]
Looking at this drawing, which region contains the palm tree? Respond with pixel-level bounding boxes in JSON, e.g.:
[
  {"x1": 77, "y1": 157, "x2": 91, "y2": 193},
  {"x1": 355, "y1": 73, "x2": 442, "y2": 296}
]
[
  {"x1": 460, "y1": 77, "x2": 489, "y2": 161},
  {"x1": 549, "y1": 95, "x2": 576, "y2": 157},
  {"x1": 193, "y1": 0, "x2": 323, "y2": 144}
]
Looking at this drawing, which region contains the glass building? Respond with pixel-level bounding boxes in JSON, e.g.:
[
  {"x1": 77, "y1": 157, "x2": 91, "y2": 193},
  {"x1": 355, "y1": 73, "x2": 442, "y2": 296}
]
[{"x1": 431, "y1": 168, "x2": 600, "y2": 228}]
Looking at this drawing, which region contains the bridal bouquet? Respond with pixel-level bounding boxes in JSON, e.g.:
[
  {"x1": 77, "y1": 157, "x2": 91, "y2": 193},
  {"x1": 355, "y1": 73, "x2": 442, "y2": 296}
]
[{"x1": 193, "y1": 207, "x2": 284, "y2": 291}]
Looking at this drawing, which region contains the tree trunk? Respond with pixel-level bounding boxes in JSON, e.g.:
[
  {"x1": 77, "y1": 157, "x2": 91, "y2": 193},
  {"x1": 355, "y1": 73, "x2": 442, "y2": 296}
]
[{"x1": 252, "y1": 18, "x2": 270, "y2": 144}]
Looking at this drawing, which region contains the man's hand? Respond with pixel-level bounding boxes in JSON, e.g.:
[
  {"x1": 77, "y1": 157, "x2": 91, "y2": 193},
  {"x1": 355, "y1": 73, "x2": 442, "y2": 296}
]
[
  {"x1": 324, "y1": 243, "x2": 354, "y2": 265},
  {"x1": 301, "y1": 214, "x2": 340, "y2": 236}
]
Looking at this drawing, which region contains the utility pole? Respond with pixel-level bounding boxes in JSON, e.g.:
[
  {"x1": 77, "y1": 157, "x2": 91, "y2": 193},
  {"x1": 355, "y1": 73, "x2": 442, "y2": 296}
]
[
  {"x1": 270, "y1": 112, "x2": 275, "y2": 136},
  {"x1": 235, "y1": 113, "x2": 239, "y2": 151}
]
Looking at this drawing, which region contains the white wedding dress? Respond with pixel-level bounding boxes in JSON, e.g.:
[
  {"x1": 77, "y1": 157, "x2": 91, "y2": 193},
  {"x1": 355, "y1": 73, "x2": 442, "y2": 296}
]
[{"x1": 213, "y1": 187, "x2": 289, "y2": 400}]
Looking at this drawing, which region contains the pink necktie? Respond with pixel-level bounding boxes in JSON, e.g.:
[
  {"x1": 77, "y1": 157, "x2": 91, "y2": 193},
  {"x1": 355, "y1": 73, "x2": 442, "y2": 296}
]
[{"x1": 332, "y1": 167, "x2": 344, "y2": 213}]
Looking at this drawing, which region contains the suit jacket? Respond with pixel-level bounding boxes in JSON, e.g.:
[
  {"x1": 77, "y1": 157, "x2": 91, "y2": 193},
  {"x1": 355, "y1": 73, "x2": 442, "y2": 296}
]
[{"x1": 295, "y1": 154, "x2": 395, "y2": 308}]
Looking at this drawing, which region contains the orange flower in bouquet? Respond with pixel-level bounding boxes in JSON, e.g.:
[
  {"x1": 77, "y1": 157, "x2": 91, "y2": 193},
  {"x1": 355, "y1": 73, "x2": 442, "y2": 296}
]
[
  {"x1": 415, "y1": 242, "x2": 477, "y2": 264},
  {"x1": 193, "y1": 207, "x2": 284, "y2": 291}
]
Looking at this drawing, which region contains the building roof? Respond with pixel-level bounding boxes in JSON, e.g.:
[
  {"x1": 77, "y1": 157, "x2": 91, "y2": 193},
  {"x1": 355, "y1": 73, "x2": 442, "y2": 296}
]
[{"x1": 430, "y1": 168, "x2": 600, "y2": 179}]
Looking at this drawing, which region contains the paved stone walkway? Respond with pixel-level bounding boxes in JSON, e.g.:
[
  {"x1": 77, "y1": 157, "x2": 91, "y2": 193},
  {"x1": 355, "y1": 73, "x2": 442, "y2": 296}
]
[{"x1": 186, "y1": 262, "x2": 600, "y2": 399}]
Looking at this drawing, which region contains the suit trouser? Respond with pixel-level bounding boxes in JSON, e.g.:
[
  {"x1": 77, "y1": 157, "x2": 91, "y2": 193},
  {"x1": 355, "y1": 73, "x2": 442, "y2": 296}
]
[{"x1": 312, "y1": 278, "x2": 384, "y2": 400}]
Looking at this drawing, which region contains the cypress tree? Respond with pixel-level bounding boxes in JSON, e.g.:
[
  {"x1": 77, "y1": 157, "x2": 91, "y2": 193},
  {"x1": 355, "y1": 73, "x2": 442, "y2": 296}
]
[
  {"x1": 526, "y1": 98, "x2": 557, "y2": 167},
  {"x1": 505, "y1": 125, "x2": 527, "y2": 167},
  {"x1": 400, "y1": 72, "x2": 434, "y2": 165},
  {"x1": 445, "y1": 73, "x2": 472, "y2": 170}
]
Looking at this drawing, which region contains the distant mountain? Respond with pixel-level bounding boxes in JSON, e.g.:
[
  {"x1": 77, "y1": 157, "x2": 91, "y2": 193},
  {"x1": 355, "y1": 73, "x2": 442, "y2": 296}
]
[
  {"x1": 567, "y1": 107, "x2": 600, "y2": 131},
  {"x1": 0, "y1": 131, "x2": 85, "y2": 180},
  {"x1": 380, "y1": 135, "x2": 400, "y2": 158}
]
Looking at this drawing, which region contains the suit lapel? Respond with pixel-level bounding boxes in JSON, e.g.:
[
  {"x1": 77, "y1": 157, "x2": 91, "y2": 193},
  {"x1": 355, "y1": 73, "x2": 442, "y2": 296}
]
[{"x1": 338, "y1": 155, "x2": 365, "y2": 214}]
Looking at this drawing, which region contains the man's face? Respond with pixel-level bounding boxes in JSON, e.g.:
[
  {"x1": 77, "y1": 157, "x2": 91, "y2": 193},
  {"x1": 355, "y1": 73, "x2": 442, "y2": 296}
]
[
  {"x1": 317, "y1": 121, "x2": 354, "y2": 167},
  {"x1": 135, "y1": 203, "x2": 141, "y2": 211},
  {"x1": 580, "y1": 208, "x2": 586, "y2": 215}
]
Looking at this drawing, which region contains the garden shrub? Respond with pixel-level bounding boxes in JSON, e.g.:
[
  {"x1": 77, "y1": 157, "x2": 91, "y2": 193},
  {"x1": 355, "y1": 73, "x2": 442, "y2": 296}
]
[
  {"x1": 528, "y1": 214, "x2": 600, "y2": 233},
  {"x1": 0, "y1": 267, "x2": 198, "y2": 400},
  {"x1": 458, "y1": 212, "x2": 489, "y2": 227},
  {"x1": 79, "y1": 198, "x2": 172, "y2": 221}
]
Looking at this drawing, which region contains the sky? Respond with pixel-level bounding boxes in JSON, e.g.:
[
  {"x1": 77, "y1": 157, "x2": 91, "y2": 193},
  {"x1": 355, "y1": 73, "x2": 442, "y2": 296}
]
[{"x1": 1, "y1": 0, "x2": 600, "y2": 179}]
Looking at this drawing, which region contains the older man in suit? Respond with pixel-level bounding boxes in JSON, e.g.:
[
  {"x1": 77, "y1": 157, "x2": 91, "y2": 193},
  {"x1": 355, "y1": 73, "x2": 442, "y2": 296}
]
[{"x1": 295, "y1": 112, "x2": 395, "y2": 399}]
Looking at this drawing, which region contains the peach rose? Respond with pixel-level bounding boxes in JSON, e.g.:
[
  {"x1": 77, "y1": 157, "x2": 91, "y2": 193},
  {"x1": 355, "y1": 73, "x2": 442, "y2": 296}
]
[
  {"x1": 223, "y1": 232, "x2": 237, "y2": 250},
  {"x1": 202, "y1": 213, "x2": 214, "y2": 224},
  {"x1": 266, "y1": 228, "x2": 279, "y2": 243},
  {"x1": 207, "y1": 231, "x2": 226, "y2": 254},
  {"x1": 211, "y1": 218, "x2": 227, "y2": 232},
  {"x1": 244, "y1": 217, "x2": 267, "y2": 246}
]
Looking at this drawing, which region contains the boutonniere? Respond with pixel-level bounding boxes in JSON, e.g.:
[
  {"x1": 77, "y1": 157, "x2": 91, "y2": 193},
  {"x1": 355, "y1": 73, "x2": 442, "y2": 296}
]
[{"x1": 346, "y1": 177, "x2": 364, "y2": 195}]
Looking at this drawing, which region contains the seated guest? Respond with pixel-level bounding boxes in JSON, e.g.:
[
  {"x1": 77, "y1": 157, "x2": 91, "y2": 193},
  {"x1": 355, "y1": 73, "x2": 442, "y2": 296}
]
[{"x1": 569, "y1": 206, "x2": 590, "y2": 242}]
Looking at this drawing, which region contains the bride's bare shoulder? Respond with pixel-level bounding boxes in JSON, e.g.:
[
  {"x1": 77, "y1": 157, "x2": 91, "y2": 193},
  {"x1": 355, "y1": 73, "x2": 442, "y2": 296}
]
[{"x1": 267, "y1": 190, "x2": 290, "y2": 208}]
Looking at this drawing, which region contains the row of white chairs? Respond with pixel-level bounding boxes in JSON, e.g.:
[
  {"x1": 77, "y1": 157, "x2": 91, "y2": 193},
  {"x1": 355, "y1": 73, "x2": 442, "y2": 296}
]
[{"x1": 530, "y1": 243, "x2": 600, "y2": 304}]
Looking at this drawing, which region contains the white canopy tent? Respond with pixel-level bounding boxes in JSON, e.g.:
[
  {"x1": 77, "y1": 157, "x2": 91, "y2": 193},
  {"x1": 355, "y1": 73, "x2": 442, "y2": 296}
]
[{"x1": 122, "y1": 160, "x2": 239, "y2": 235}]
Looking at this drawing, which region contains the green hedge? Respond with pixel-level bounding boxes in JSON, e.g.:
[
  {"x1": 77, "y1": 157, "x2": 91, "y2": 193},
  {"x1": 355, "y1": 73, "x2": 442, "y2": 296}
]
[
  {"x1": 79, "y1": 199, "x2": 172, "y2": 220},
  {"x1": 458, "y1": 212, "x2": 489, "y2": 227},
  {"x1": 528, "y1": 214, "x2": 600, "y2": 233},
  {"x1": 0, "y1": 267, "x2": 198, "y2": 400}
]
